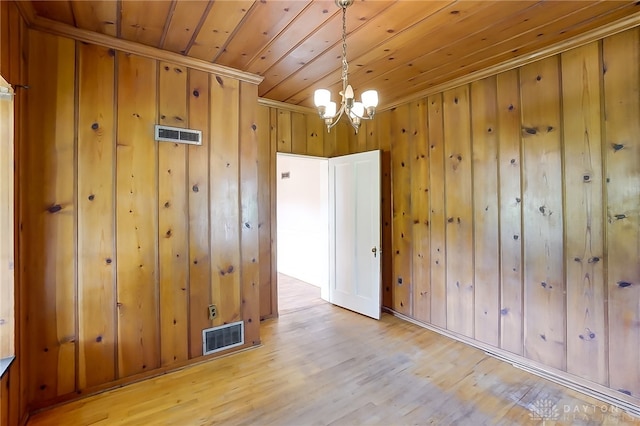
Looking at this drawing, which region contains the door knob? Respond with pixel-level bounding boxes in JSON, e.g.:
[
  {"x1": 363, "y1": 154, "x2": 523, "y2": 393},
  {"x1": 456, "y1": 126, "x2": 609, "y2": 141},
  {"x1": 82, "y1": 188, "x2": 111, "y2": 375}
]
[{"x1": 371, "y1": 247, "x2": 377, "y2": 257}]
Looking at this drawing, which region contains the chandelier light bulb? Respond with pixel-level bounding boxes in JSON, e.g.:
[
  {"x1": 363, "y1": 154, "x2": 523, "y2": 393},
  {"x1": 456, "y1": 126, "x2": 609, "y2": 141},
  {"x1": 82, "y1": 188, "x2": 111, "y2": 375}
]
[
  {"x1": 361, "y1": 90, "x2": 379, "y2": 108},
  {"x1": 324, "y1": 101, "x2": 337, "y2": 118},
  {"x1": 344, "y1": 84, "x2": 354, "y2": 100},
  {"x1": 314, "y1": 89, "x2": 331, "y2": 108},
  {"x1": 350, "y1": 102, "x2": 365, "y2": 119}
]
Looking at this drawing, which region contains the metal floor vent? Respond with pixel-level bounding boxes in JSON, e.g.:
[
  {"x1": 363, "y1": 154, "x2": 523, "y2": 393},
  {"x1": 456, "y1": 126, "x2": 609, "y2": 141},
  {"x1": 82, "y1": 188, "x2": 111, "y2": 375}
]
[
  {"x1": 155, "y1": 124, "x2": 202, "y2": 145},
  {"x1": 202, "y1": 321, "x2": 244, "y2": 356}
]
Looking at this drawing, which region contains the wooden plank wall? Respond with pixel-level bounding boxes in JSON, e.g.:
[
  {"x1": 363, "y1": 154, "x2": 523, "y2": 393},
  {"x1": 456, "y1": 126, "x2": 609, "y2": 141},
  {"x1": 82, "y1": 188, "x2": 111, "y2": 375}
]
[
  {"x1": 18, "y1": 28, "x2": 261, "y2": 410},
  {"x1": 0, "y1": 2, "x2": 26, "y2": 425},
  {"x1": 264, "y1": 26, "x2": 640, "y2": 406}
]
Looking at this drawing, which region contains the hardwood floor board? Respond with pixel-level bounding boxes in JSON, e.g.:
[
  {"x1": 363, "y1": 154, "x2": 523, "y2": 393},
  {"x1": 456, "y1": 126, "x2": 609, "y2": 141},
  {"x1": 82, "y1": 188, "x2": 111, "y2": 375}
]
[{"x1": 27, "y1": 276, "x2": 640, "y2": 425}]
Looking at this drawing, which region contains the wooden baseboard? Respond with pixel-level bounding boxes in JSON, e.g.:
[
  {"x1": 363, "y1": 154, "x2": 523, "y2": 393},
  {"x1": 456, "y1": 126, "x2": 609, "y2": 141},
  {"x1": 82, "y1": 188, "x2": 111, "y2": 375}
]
[{"x1": 383, "y1": 307, "x2": 640, "y2": 419}]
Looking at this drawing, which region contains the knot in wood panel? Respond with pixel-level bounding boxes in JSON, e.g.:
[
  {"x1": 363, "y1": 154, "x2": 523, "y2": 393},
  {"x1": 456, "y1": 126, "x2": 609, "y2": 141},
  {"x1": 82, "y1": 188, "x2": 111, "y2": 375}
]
[
  {"x1": 578, "y1": 329, "x2": 596, "y2": 341},
  {"x1": 538, "y1": 205, "x2": 552, "y2": 216},
  {"x1": 47, "y1": 204, "x2": 63, "y2": 213}
]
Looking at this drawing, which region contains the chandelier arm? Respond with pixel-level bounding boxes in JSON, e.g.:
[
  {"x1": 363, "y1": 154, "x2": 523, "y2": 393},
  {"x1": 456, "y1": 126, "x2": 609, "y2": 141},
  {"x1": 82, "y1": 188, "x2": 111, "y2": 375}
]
[{"x1": 325, "y1": 102, "x2": 347, "y2": 132}]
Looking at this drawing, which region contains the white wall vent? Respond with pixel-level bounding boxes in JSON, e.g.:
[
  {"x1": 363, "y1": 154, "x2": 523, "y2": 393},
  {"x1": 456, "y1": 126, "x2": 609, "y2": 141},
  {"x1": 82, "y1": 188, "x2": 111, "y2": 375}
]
[
  {"x1": 202, "y1": 321, "x2": 244, "y2": 356},
  {"x1": 155, "y1": 124, "x2": 202, "y2": 145}
]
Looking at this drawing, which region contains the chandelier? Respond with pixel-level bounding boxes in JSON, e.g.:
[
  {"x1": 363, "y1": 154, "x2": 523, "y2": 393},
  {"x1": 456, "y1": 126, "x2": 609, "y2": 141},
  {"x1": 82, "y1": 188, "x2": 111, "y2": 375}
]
[{"x1": 313, "y1": 0, "x2": 378, "y2": 134}]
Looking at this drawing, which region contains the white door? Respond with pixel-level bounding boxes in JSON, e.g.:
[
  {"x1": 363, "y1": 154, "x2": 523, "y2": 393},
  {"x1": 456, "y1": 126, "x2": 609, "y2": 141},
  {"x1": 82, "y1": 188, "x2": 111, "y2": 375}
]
[{"x1": 327, "y1": 150, "x2": 381, "y2": 319}]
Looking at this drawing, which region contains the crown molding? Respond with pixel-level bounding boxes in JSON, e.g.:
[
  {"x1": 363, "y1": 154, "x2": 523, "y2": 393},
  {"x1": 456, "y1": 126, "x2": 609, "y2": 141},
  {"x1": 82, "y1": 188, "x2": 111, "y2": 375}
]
[
  {"x1": 14, "y1": 6, "x2": 263, "y2": 85},
  {"x1": 258, "y1": 97, "x2": 315, "y2": 114}
]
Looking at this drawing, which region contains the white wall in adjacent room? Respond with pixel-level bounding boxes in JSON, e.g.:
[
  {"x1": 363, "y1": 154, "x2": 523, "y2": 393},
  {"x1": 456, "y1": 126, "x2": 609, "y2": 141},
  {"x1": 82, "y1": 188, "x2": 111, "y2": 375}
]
[{"x1": 277, "y1": 153, "x2": 328, "y2": 288}]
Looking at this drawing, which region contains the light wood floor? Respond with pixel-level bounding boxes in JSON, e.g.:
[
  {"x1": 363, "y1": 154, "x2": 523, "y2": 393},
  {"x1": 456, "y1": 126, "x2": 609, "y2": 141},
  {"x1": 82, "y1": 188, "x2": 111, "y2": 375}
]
[{"x1": 27, "y1": 275, "x2": 640, "y2": 425}]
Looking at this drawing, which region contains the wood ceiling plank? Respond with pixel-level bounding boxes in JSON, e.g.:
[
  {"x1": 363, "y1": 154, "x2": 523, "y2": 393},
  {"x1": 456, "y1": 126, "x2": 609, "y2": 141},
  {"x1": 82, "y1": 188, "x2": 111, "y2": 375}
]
[
  {"x1": 71, "y1": 1, "x2": 118, "y2": 37},
  {"x1": 32, "y1": 0, "x2": 75, "y2": 26},
  {"x1": 161, "y1": 0, "x2": 210, "y2": 54},
  {"x1": 244, "y1": 1, "x2": 337, "y2": 75},
  {"x1": 216, "y1": 0, "x2": 313, "y2": 70},
  {"x1": 275, "y1": 0, "x2": 474, "y2": 105},
  {"x1": 340, "y1": 0, "x2": 543, "y2": 90},
  {"x1": 385, "y1": 1, "x2": 639, "y2": 102},
  {"x1": 261, "y1": 0, "x2": 441, "y2": 100},
  {"x1": 187, "y1": 0, "x2": 255, "y2": 62},
  {"x1": 367, "y1": 0, "x2": 605, "y2": 94},
  {"x1": 120, "y1": 0, "x2": 173, "y2": 48},
  {"x1": 23, "y1": 0, "x2": 640, "y2": 110},
  {"x1": 290, "y1": 0, "x2": 521, "y2": 105}
]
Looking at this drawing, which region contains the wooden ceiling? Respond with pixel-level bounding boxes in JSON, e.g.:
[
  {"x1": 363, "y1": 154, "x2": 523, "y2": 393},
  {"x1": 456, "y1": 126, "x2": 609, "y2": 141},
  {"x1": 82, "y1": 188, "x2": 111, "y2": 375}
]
[{"x1": 19, "y1": 0, "x2": 640, "y2": 109}]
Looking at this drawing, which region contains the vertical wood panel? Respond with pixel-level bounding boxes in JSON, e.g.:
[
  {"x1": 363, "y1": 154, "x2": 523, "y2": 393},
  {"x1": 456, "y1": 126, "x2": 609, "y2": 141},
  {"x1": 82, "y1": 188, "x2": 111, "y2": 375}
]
[
  {"x1": 210, "y1": 75, "x2": 241, "y2": 325},
  {"x1": 257, "y1": 105, "x2": 273, "y2": 319},
  {"x1": 323, "y1": 122, "x2": 337, "y2": 158},
  {"x1": 187, "y1": 69, "x2": 211, "y2": 358},
  {"x1": 411, "y1": 100, "x2": 430, "y2": 323},
  {"x1": 0, "y1": 372, "x2": 7, "y2": 426},
  {"x1": 269, "y1": 108, "x2": 279, "y2": 317},
  {"x1": 378, "y1": 112, "x2": 393, "y2": 309},
  {"x1": 348, "y1": 123, "x2": 358, "y2": 153},
  {"x1": 290, "y1": 111, "x2": 306, "y2": 155},
  {"x1": 116, "y1": 52, "x2": 160, "y2": 378},
  {"x1": 355, "y1": 122, "x2": 367, "y2": 153},
  {"x1": 14, "y1": 9, "x2": 26, "y2": 423},
  {"x1": 520, "y1": 56, "x2": 565, "y2": 371},
  {"x1": 561, "y1": 42, "x2": 607, "y2": 385},
  {"x1": 427, "y1": 94, "x2": 447, "y2": 329},
  {"x1": 366, "y1": 119, "x2": 379, "y2": 152},
  {"x1": 306, "y1": 113, "x2": 324, "y2": 157},
  {"x1": 390, "y1": 104, "x2": 412, "y2": 316},
  {"x1": 277, "y1": 110, "x2": 292, "y2": 153},
  {"x1": 158, "y1": 61, "x2": 189, "y2": 366},
  {"x1": 443, "y1": 86, "x2": 474, "y2": 338},
  {"x1": 471, "y1": 76, "x2": 500, "y2": 347},
  {"x1": 334, "y1": 121, "x2": 350, "y2": 157},
  {"x1": 603, "y1": 28, "x2": 640, "y2": 398},
  {"x1": 496, "y1": 69, "x2": 524, "y2": 355},
  {"x1": 0, "y1": 1, "x2": 8, "y2": 78},
  {"x1": 77, "y1": 42, "x2": 116, "y2": 388},
  {"x1": 23, "y1": 31, "x2": 76, "y2": 402},
  {"x1": 239, "y1": 81, "x2": 260, "y2": 346}
]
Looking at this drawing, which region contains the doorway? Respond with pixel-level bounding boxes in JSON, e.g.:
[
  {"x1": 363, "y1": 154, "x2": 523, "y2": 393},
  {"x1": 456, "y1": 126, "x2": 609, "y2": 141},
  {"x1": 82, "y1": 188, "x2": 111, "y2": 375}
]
[
  {"x1": 276, "y1": 153, "x2": 329, "y2": 313},
  {"x1": 275, "y1": 151, "x2": 382, "y2": 319}
]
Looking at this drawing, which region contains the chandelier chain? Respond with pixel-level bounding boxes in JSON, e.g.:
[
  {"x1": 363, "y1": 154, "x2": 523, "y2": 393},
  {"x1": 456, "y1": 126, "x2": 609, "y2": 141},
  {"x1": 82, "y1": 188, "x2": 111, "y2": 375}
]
[{"x1": 341, "y1": 5, "x2": 348, "y2": 94}]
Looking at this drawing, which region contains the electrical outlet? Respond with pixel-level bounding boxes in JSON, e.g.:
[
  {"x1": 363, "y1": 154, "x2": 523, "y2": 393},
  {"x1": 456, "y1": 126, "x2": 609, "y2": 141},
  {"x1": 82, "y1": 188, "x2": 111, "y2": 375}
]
[{"x1": 208, "y1": 304, "x2": 217, "y2": 320}]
